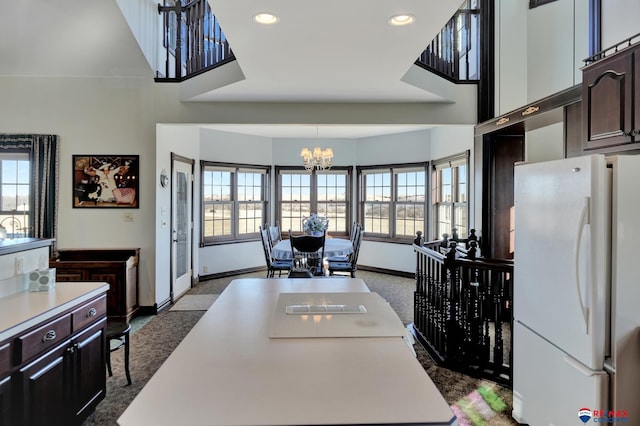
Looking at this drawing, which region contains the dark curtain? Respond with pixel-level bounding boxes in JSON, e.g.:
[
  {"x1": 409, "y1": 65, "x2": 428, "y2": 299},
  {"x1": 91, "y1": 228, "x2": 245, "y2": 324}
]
[{"x1": 0, "y1": 134, "x2": 60, "y2": 250}]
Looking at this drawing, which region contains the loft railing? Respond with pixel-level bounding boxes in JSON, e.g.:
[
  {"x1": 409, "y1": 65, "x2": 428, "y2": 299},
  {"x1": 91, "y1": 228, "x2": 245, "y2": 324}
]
[
  {"x1": 157, "y1": 0, "x2": 234, "y2": 81},
  {"x1": 415, "y1": 1, "x2": 480, "y2": 82},
  {"x1": 156, "y1": 1, "x2": 480, "y2": 83},
  {"x1": 413, "y1": 236, "x2": 513, "y2": 385}
]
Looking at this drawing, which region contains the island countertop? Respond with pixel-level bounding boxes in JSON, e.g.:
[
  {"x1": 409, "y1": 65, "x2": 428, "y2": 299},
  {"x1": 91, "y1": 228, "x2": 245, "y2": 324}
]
[
  {"x1": 0, "y1": 238, "x2": 53, "y2": 256},
  {"x1": 0, "y1": 281, "x2": 110, "y2": 342},
  {"x1": 119, "y1": 278, "x2": 456, "y2": 426}
]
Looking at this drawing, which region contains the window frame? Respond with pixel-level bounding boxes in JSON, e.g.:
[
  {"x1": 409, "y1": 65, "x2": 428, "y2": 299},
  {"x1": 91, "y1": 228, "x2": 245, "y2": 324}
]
[
  {"x1": 357, "y1": 162, "x2": 429, "y2": 243},
  {"x1": 200, "y1": 161, "x2": 270, "y2": 246},
  {"x1": 431, "y1": 151, "x2": 470, "y2": 241},
  {"x1": 0, "y1": 150, "x2": 31, "y2": 239},
  {"x1": 275, "y1": 166, "x2": 353, "y2": 237}
]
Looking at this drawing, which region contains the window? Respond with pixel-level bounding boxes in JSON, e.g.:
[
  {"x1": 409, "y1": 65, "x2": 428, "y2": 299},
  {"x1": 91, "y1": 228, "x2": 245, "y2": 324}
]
[
  {"x1": 432, "y1": 153, "x2": 469, "y2": 240},
  {"x1": 276, "y1": 167, "x2": 352, "y2": 236},
  {"x1": 358, "y1": 163, "x2": 428, "y2": 241},
  {"x1": 0, "y1": 152, "x2": 30, "y2": 238},
  {"x1": 201, "y1": 162, "x2": 269, "y2": 244}
]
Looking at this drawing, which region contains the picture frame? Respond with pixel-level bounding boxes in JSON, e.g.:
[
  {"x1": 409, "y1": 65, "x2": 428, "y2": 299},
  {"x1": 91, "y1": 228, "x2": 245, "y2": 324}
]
[{"x1": 72, "y1": 155, "x2": 139, "y2": 208}]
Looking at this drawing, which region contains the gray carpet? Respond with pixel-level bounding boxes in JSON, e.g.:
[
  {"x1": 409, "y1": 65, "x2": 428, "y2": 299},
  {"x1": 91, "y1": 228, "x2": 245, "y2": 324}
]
[{"x1": 83, "y1": 270, "x2": 516, "y2": 425}]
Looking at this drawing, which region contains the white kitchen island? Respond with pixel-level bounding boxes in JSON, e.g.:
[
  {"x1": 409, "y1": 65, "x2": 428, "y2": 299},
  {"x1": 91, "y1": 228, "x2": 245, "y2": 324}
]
[{"x1": 119, "y1": 277, "x2": 457, "y2": 426}]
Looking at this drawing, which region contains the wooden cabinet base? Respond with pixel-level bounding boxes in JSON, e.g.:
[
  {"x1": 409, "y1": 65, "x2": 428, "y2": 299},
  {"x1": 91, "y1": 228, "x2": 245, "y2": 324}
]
[{"x1": 51, "y1": 249, "x2": 140, "y2": 322}]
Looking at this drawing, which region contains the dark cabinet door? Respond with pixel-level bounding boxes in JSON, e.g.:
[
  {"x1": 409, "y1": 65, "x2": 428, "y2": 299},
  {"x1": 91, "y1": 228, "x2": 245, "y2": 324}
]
[
  {"x1": 71, "y1": 320, "x2": 106, "y2": 423},
  {"x1": 18, "y1": 342, "x2": 71, "y2": 426},
  {"x1": 0, "y1": 375, "x2": 11, "y2": 426},
  {"x1": 582, "y1": 50, "x2": 634, "y2": 151}
]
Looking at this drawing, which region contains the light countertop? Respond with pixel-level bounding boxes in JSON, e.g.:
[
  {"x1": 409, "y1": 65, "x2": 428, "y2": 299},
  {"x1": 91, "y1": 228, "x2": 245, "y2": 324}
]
[
  {"x1": 119, "y1": 278, "x2": 455, "y2": 426},
  {"x1": 0, "y1": 281, "x2": 110, "y2": 342}
]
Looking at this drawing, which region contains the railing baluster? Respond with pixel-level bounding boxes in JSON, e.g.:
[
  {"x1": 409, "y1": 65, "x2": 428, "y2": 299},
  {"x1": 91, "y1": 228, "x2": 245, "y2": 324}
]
[{"x1": 413, "y1": 241, "x2": 513, "y2": 385}]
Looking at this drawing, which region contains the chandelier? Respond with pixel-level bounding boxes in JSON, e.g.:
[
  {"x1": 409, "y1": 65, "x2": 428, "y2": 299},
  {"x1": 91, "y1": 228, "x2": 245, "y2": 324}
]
[{"x1": 300, "y1": 146, "x2": 333, "y2": 171}]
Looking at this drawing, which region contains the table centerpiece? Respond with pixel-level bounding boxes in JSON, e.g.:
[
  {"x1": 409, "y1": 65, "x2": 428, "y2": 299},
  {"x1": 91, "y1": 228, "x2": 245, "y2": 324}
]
[{"x1": 302, "y1": 213, "x2": 329, "y2": 236}]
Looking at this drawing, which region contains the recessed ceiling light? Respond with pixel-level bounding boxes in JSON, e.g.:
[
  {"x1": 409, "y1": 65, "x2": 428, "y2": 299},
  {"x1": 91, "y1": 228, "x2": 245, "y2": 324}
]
[
  {"x1": 388, "y1": 14, "x2": 415, "y2": 26},
  {"x1": 253, "y1": 13, "x2": 279, "y2": 25}
]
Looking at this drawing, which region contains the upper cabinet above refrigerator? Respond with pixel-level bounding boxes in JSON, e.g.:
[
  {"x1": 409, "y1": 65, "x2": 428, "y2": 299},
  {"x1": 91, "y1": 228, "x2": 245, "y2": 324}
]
[{"x1": 582, "y1": 35, "x2": 640, "y2": 154}]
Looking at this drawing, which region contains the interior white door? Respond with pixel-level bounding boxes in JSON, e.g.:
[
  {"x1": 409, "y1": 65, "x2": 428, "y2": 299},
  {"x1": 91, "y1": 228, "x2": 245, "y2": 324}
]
[
  {"x1": 513, "y1": 154, "x2": 610, "y2": 369},
  {"x1": 171, "y1": 159, "x2": 193, "y2": 301}
]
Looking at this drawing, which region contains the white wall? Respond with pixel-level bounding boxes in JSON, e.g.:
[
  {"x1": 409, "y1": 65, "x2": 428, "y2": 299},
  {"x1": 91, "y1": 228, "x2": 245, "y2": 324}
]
[
  {"x1": 0, "y1": 75, "x2": 158, "y2": 307},
  {"x1": 525, "y1": 123, "x2": 565, "y2": 163},
  {"x1": 526, "y1": 0, "x2": 588, "y2": 102},
  {"x1": 601, "y1": 0, "x2": 640, "y2": 49},
  {"x1": 496, "y1": 0, "x2": 528, "y2": 114},
  {"x1": 496, "y1": 0, "x2": 589, "y2": 113},
  {"x1": 197, "y1": 129, "x2": 274, "y2": 276}
]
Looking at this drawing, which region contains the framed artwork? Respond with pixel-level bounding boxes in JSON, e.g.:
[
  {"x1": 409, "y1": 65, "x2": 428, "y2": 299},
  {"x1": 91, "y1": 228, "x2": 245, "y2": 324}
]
[{"x1": 73, "y1": 155, "x2": 139, "y2": 208}]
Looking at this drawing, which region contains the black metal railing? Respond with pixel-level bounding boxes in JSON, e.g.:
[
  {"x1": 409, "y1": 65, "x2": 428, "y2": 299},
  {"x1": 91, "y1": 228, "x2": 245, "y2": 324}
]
[
  {"x1": 413, "y1": 237, "x2": 513, "y2": 385},
  {"x1": 415, "y1": 2, "x2": 481, "y2": 82},
  {"x1": 157, "y1": 0, "x2": 234, "y2": 81},
  {"x1": 583, "y1": 31, "x2": 640, "y2": 66}
]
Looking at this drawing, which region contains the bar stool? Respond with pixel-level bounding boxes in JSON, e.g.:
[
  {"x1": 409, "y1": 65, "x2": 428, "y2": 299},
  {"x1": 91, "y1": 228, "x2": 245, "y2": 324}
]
[{"x1": 106, "y1": 319, "x2": 132, "y2": 386}]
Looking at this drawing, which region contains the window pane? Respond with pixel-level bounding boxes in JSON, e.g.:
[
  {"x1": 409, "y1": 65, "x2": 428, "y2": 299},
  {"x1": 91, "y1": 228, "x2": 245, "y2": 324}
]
[
  {"x1": 316, "y1": 171, "x2": 348, "y2": 234},
  {"x1": 281, "y1": 202, "x2": 310, "y2": 232},
  {"x1": 441, "y1": 169, "x2": 452, "y2": 202},
  {"x1": 238, "y1": 201, "x2": 263, "y2": 234},
  {"x1": 396, "y1": 170, "x2": 424, "y2": 202},
  {"x1": 437, "y1": 204, "x2": 452, "y2": 239},
  {"x1": 454, "y1": 204, "x2": 468, "y2": 238},
  {"x1": 364, "y1": 202, "x2": 390, "y2": 234},
  {"x1": 457, "y1": 165, "x2": 467, "y2": 202},
  {"x1": 1, "y1": 155, "x2": 30, "y2": 237},
  {"x1": 396, "y1": 203, "x2": 424, "y2": 237},
  {"x1": 317, "y1": 202, "x2": 347, "y2": 233},
  {"x1": 202, "y1": 164, "x2": 268, "y2": 242}
]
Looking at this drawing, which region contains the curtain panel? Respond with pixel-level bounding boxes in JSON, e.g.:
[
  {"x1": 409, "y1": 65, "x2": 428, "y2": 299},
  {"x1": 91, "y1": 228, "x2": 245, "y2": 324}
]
[{"x1": 0, "y1": 134, "x2": 60, "y2": 251}]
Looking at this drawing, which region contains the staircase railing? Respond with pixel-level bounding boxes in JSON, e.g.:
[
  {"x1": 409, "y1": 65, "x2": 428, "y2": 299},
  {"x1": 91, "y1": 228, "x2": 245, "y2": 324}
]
[
  {"x1": 413, "y1": 238, "x2": 513, "y2": 385},
  {"x1": 157, "y1": 0, "x2": 234, "y2": 81},
  {"x1": 414, "y1": 1, "x2": 480, "y2": 82}
]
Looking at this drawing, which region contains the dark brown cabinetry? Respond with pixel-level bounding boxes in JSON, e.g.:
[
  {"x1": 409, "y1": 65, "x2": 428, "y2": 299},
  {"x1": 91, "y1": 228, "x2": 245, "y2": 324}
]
[
  {"x1": 0, "y1": 342, "x2": 10, "y2": 426},
  {"x1": 582, "y1": 43, "x2": 640, "y2": 153},
  {"x1": 4, "y1": 294, "x2": 107, "y2": 426},
  {"x1": 50, "y1": 249, "x2": 140, "y2": 322}
]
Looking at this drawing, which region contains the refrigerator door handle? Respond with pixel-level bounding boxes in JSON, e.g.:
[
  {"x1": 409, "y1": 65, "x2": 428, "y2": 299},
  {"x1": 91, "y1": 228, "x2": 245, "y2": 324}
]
[
  {"x1": 574, "y1": 196, "x2": 590, "y2": 334},
  {"x1": 564, "y1": 354, "x2": 599, "y2": 377}
]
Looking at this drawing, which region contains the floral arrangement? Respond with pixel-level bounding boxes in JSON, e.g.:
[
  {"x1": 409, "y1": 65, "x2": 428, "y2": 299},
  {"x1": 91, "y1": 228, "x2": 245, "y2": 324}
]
[{"x1": 302, "y1": 213, "x2": 329, "y2": 234}]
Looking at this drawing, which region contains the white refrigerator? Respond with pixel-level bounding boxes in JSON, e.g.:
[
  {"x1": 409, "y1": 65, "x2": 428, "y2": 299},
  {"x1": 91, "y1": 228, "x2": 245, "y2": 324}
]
[{"x1": 512, "y1": 154, "x2": 640, "y2": 425}]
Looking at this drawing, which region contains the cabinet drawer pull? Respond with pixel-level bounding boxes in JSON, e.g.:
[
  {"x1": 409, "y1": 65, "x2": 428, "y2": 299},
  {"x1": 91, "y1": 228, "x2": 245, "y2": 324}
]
[
  {"x1": 87, "y1": 308, "x2": 97, "y2": 317},
  {"x1": 42, "y1": 330, "x2": 57, "y2": 342}
]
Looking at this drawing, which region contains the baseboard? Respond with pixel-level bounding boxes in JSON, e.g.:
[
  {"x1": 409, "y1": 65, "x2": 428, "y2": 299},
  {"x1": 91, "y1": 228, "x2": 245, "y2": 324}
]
[
  {"x1": 156, "y1": 296, "x2": 172, "y2": 313},
  {"x1": 198, "y1": 266, "x2": 265, "y2": 282},
  {"x1": 358, "y1": 265, "x2": 414, "y2": 279},
  {"x1": 136, "y1": 305, "x2": 158, "y2": 316}
]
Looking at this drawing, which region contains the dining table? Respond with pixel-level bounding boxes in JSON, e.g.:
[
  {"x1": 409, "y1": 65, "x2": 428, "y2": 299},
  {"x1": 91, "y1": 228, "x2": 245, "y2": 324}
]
[{"x1": 272, "y1": 237, "x2": 353, "y2": 260}]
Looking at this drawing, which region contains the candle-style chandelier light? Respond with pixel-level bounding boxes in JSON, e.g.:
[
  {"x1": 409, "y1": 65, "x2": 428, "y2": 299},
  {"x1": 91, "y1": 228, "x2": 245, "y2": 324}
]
[{"x1": 300, "y1": 127, "x2": 333, "y2": 172}]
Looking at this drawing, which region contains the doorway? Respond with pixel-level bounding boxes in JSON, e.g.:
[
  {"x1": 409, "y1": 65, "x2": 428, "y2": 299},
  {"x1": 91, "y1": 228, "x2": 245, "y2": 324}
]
[
  {"x1": 481, "y1": 126, "x2": 524, "y2": 260},
  {"x1": 171, "y1": 154, "x2": 194, "y2": 301}
]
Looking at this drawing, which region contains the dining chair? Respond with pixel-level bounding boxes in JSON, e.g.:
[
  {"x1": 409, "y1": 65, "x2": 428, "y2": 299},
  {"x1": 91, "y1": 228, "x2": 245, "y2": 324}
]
[
  {"x1": 260, "y1": 226, "x2": 292, "y2": 277},
  {"x1": 288, "y1": 230, "x2": 326, "y2": 277},
  {"x1": 328, "y1": 225, "x2": 363, "y2": 278},
  {"x1": 326, "y1": 223, "x2": 362, "y2": 262},
  {"x1": 267, "y1": 222, "x2": 282, "y2": 247}
]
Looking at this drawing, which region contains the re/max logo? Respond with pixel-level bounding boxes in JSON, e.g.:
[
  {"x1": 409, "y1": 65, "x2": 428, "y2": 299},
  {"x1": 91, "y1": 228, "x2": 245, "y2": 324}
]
[{"x1": 593, "y1": 410, "x2": 628, "y2": 417}]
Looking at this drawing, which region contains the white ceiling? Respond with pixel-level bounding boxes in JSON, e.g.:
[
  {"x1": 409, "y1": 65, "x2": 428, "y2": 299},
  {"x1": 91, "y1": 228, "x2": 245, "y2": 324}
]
[
  {"x1": 199, "y1": 0, "x2": 462, "y2": 103},
  {"x1": 0, "y1": 0, "x2": 464, "y2": 138}
]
